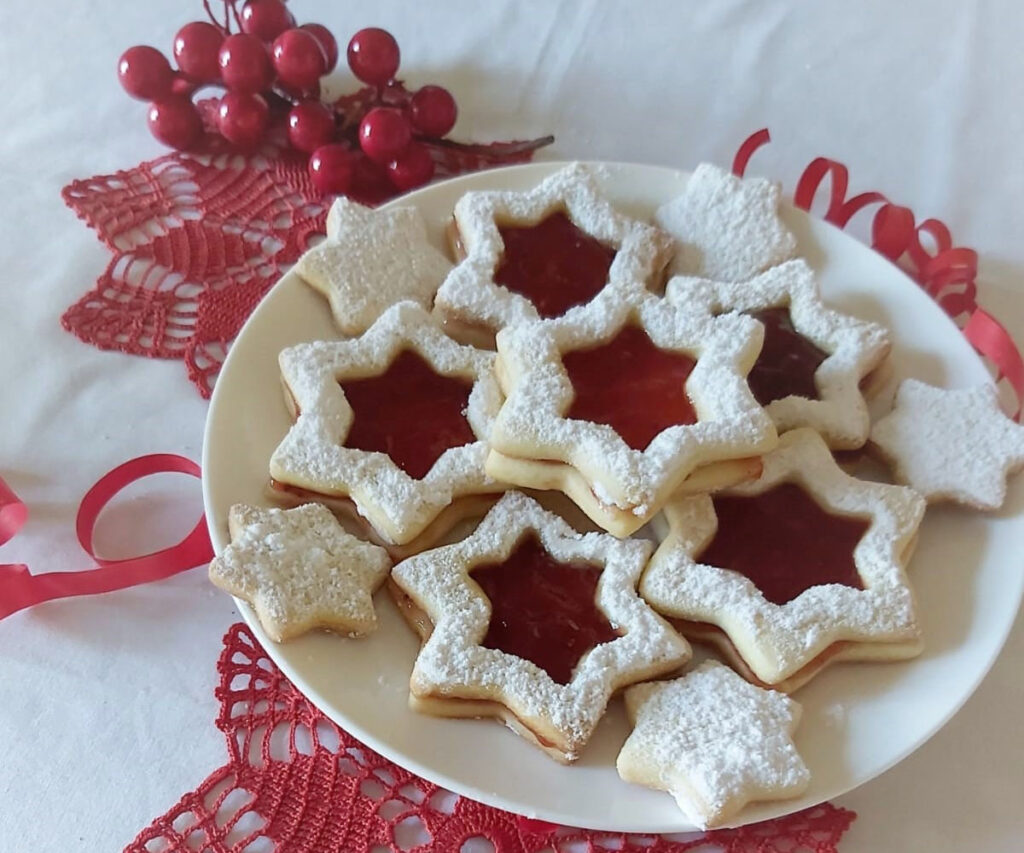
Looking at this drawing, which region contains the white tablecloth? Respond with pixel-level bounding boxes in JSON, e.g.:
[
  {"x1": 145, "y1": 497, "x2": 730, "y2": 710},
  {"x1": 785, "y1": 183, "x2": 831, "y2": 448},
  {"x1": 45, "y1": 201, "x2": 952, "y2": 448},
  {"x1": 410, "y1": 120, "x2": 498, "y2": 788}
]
[{"x1": 2, "y1": 1, "x2": 1022, "y2": 849}]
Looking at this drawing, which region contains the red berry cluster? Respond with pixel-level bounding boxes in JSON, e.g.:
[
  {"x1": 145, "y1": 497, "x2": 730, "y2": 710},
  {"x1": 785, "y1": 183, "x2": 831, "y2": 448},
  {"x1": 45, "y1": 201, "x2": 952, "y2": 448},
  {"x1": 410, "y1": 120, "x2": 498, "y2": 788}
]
[{"x1": 116, "y1": 1, "x2": 461, "y2": 196}]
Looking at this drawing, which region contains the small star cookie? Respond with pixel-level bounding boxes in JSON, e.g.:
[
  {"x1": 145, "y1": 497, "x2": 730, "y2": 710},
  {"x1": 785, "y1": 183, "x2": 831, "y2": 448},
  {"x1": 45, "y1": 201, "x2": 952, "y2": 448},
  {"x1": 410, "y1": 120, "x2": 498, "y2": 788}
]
[
  {"x1": 655, "y1": 163, "x2": 797, "y2": 282},
  {"x1": 870, "y1": 379, "x2": 1024, "y2": 510},
  {"x1": 617, "y1": 661, "x2": 810, "y2": 829},
  {"x1": 209, "y1": 503, "x2": 392, "y2": 642},
  {"x1": 295, "y1": 197, "x2": 452, "y2": 336}
]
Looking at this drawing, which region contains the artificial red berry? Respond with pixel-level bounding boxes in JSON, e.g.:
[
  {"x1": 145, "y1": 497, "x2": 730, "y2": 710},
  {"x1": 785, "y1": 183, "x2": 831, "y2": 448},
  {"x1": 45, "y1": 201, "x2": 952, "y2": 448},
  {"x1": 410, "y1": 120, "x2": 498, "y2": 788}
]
[
  {"x1": 287, "y1": 101, "x2": 335, "y2": 152},
  {"x1": 308, "y1": 144, "x2": 356, "y2": 195},
  {"x1": 147, "y1": 96, "x2": 203, "y2": 149},
  {"x1": 346, "y1": 28, "x2": 400, "y2": 86},
  {"x1": 387, "y1": 142, "x2": 435, "y2": 191},
  {"x1": 240, "y1": 0, "x2": 294, "y2": 42},
  {"x1": 300, "y1": 23, "x2": 338, "y2": 72},
  {"x1": 172, "y1": 22, "x2": 224, "y2": 82},
  {"x1": 409, "y1": 85, "x2": 458, "y2": 137},
  {"x1": 272, "y1": 28, "x2": 327, "y2": 90},
  {"x1": 118, "y1": 46, "x2": 175, "y2": 100},
  {"x1": 358, "y1": 107, "x2": 411, "y2": 165},
  {"x1": 218, "y1": 33, "x2": 273, "y2": 92},
  {"x1": 217, "y1": 91, "x2": 269, "y2": 149}
]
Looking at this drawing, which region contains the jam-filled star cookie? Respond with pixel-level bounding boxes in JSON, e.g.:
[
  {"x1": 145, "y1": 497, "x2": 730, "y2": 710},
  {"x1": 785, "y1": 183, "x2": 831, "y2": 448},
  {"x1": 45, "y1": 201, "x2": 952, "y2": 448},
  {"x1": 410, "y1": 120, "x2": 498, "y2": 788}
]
[
  {"x1": 641, "y1": 428, "x2": 925, "y2": 692},
  {"x1": 433, "y1": 162, "x2": 673, "y2": 346},
  {"x1": 870, "y1": 379, "x2": 1024, "y2": 510},
  {"x1": 486, "y1": 287, "x2": 777, "y2": 537},
  {"x1": 269, "y1": 301, "x2": 506, "y2": 551},
  {"x1": 667, "y1": 260, "x2": 891, "y2": 449},
  {"x1": 389, "y1": 491, "x2": 691, "y2": 763},
  {"x1": 295, "y1": 197, "x2": 452, "y2": 336},
  {"x1": 209, "y1": 503, "x2": 392, "y2": 641},
  {"x1": 655, "y1": 162, "x2": 797, "y2": 283},
  {"x1": 617, "y1": 661, "x2": 810, "y2": 829}
]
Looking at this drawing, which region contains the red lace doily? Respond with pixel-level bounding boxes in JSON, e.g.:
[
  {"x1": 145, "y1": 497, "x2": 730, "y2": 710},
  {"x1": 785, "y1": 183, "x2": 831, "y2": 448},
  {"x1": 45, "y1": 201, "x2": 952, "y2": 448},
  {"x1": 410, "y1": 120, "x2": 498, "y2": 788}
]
[{"x1": 127, "y1": 623, "x2": 855, "y2": 853}]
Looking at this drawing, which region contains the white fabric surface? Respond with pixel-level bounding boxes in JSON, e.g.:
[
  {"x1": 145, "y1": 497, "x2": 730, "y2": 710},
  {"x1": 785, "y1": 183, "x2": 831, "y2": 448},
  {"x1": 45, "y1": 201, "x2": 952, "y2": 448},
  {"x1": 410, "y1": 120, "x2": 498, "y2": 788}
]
[{"x1": 1, "y1": 1, "x2": 1022, "y2": 849}]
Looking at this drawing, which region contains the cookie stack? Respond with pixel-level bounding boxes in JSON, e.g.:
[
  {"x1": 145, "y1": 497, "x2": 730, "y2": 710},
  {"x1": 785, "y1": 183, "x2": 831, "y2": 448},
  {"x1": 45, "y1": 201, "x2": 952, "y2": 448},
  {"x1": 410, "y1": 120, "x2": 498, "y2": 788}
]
[{"x1": 208, "y1": 162, "x2": 1024, "y2": 828}]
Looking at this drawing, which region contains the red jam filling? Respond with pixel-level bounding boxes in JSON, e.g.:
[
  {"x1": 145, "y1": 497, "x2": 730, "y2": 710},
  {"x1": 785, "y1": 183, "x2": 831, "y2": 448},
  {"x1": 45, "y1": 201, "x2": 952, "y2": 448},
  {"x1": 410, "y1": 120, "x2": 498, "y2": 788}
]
[
  {"x1": 340, "y1": 349, "x2": 475, "y2": 480},
  {"x1": 698, "y1": 482, "x2": 868, "y2": 605},
  {"x1": 746, "y1": 307, "x2": 827, "y2": 405},
  {"x1": 562, "y1": 325, "x2": 698, "y2": 450},
  {"x1": 495, "y1": 211, "x2": 617, "y2": 318},
  {"x1": 472, "y1": 535, "x2": 620, "y2": 685}
]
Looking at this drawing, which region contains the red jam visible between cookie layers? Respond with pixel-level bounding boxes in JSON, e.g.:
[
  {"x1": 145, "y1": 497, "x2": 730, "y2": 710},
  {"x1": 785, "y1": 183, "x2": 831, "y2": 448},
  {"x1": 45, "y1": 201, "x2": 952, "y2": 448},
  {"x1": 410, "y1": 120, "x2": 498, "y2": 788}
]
[
  {"x1": 495, "y1": 211, "x2": 617, "y2": 318},
  {"x1": 471, "y1": 535, "x2": 621, "y2": 684},
  {"x1": 562, "y1": 324, "x2": 698, "y2": 451},
  {"x1": 746, "y1": 307, "x2": 828, "y2": 406},
  {"x1": 340, "y1": 349, "x2": 476, "y2": 480},
  {"x1": 698, "y1": 482, "x2": 869, "y2": 606}
]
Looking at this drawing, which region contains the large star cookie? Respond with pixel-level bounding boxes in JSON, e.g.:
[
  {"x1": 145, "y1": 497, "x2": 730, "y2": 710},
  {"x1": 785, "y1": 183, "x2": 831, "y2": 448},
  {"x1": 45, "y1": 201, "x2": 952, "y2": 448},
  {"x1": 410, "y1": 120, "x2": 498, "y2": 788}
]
[
  {"x1": 269, "y1": 301, "x2": 505, "y2": 547},
  {"x1": 389, "y1": 491, "x2": 690, "y2": 763},
  {"x1": 655, "y1": 162, "x2": 797, "y2": 282},
  {"x1": 294, "y1": 197, "x2": 452, "y2": 336},
  {"x1": 487, "y1": 286, "x2": 776, "y2": 536},
  {"x1": 640, "y1": 428, "x2": 925, "y2": 692},
  {"x1": 433, "y1": 162, "x2": 672, "y2": 343},
  {"x1": 209, "y1": 503, "x2": 392, "y2": 641},
  {"x1": 667, "y1": 260, "x2": 891, "y2": 448},
  {"x1": 870, "y1": 379, "x2": 1024, "y2": 510},
  {"x1": 617, "y1": 660, "x2": 810, "y2": 829}
]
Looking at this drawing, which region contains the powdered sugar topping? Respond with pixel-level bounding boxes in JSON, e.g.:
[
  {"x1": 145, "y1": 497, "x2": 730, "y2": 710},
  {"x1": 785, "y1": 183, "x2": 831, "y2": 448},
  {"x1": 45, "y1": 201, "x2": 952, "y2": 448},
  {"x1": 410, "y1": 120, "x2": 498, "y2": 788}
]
[
  {"x1": 618, "y1": 660, "x2": 809, "y2": 829},
  {"x1": 655, "y1": 163, "x2": 797, "y2": 282}
]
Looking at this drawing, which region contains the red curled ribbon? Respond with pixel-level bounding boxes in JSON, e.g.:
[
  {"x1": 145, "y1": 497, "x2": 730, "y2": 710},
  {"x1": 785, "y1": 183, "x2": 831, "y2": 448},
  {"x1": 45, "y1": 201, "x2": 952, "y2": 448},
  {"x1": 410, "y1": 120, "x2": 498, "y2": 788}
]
[
  {"x1": 0, "y1": 454, "x2": 213, "y2": 621},
  {"x1": 734, "y1": 129, "x2": 1024, "y2": 419}
]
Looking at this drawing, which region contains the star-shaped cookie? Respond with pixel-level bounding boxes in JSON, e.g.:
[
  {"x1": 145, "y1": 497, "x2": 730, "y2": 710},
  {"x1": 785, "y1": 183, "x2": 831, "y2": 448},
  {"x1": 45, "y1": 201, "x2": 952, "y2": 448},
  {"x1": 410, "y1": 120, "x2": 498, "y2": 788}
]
[
  {"x1": 870, "y1": 379, "x2": 1024, "y2": 510},
  {"x1": 209, "y1": 503, "x2": 392, "y2": 642},
  {"x1": 487, "y1": 287, "x2": 776, "y2": 536},
  {"x1": 433, "y1": 162, "x2": 672, "y2": 341},
  {"x1": 295, "y1": 197, "x2": 452, "y2": 336},
  {"x1": 269, "y1": 301, "x2": 505, "y2": 546},
  {"x1": 617, "y1": 660, "x2": 810, "y2": 829},
  {"x1": 655, "y1": 162, "x2": 797, "y2": 282},
  {"x1": 667, "y1": 260, "x2": 891, "y2": 448},
  {"x1": 390, "y1": 491, "x2": 691, "y2": 762},
  {"x1": 640, "y1": 428, "x2": 925, "y2": 691}
]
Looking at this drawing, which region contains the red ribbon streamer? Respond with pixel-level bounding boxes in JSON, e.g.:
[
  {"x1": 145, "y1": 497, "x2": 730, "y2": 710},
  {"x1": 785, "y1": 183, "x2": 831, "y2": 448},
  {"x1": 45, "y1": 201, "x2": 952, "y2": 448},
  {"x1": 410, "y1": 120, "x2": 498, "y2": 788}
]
[
  {"x1": 734, "y1": 128, "x2": 1024, "y2": 419},
  {"x1": 0, "y1": 454, "x2": 213, "y2": 621}
]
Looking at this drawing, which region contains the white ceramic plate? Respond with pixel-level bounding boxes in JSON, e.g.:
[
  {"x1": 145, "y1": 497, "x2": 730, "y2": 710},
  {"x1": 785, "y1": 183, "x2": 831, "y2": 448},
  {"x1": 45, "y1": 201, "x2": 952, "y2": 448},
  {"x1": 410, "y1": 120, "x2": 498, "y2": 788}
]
[{"x1": 202, "y1": 162, "x2": 1024, "y2": 833}]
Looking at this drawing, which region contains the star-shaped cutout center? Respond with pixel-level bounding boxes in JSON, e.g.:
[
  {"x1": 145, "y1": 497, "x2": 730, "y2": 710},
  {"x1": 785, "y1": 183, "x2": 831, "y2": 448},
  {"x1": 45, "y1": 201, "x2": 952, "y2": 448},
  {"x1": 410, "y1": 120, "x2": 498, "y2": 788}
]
[
  {"x1": 209, "y1": 504, "x2": 392, "y2": 642},
  {"x1": 471, "y1": 534, "x2": 620, "y2": 685},
  {"x1": 494, "y1": 210, "x2": 617, "y2": 318},
  {"x1": 618, "y1": 661, "x2": 809, "y2": 829},
  {"x1": 562, "y1": 323, "x2": 698, "y2": 450},
  {"x1": 746, "y1": 307, "x2": 828, "y2": 405},
  {"x1": 341, "y1": 348, "x2": 476, "y2": 480}
]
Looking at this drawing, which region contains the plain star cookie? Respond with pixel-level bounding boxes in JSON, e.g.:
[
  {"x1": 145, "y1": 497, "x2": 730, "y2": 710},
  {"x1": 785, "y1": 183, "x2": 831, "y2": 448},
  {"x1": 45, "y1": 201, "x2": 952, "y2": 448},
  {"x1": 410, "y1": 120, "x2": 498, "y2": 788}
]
[
  {"x1": 667, "y1": 260, "x2": 891, "y2": 449},
  {"x1": 640, "y1": 428, "x2": 925, "y2": 692},
  {"x1": 655, "y1": 163, "x2": 797, "y2": 282},
  {"x1": 389, "y1": 491, "x2": 691, "y2": 763},
  {"x1": 294, "y1": 197, "x2": 452, "y2": 336},
  {"x1": 433, "y1": 162, "x2": 673, "y2": 344},
  {"x1": 870, "y1": 379, "x2": 1024, "y2": 510},
  {"x1": 269, "y1": 301, "x2": 505, "y2": 548},
  {"x1": 487, "y1": 287, "x2": 776, "y2": 537},
  {"x1": 617, "y1": 661, "x2": 810, "y2": 829},
  {"x1": 209, "y1": 503, "x2": 392, "y2": 642}
]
